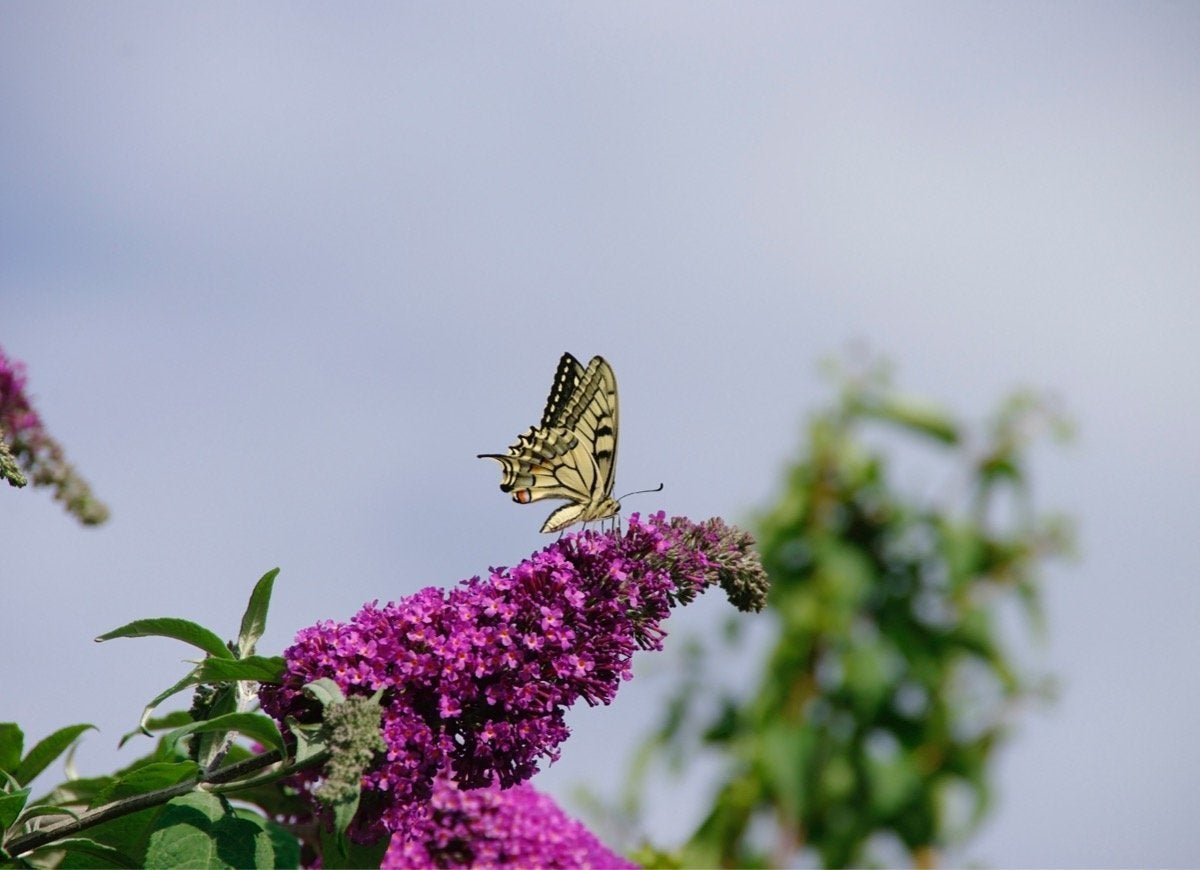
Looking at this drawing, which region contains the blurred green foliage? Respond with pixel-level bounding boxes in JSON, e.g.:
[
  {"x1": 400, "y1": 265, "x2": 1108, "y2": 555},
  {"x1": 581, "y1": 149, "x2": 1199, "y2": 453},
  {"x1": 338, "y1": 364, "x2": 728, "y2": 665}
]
[{"x1": 633, "y1": 361, "x2": 1071, "y2": 868}]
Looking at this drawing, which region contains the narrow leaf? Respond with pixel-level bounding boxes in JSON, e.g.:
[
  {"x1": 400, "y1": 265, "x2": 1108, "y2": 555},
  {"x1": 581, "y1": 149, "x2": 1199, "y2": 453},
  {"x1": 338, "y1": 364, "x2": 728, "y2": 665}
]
[
  {"x1": 868, "y1": 396, "x2": 961, "y2": 445},
  {"x1": 0, "y1": 786, "x2": 31, "y2": 828},
  {"x1": 236, "y1": 569, "x2": 279, "y2": 659},
  {"x1": 143, "y1": 711, "x2": 196, "y2": 732},
  {"x1": 0, "y1": 722, "x2": 23, "y2": 773},
  {"x1": 40, "y1": 837, "x2": 141, "y2": 869},
  {"x1": 15, "y1": 723, "x2": 96, "y2": 786},
  {"x1": 96, "y1": 618, "x2": 232, "y2": 660},
  {"x1": 164, "y1": 713, "x2": 284, "y2": 755},
  {"x1": 120, "y1": 711, "x2": 194, "y2": 747},
  {"x1": 16, "y1": 803, "x2": 82, "y2": 825},
  {"x1": 329, "y1": 787, "x2": 362, "y2": 850},
  {"x1": 37, "y1": 774, "x2": 115, "y2": 809},
  {"x1": 92, "y1": 762, "x2": 199, "y2": 806},
  {"x1": 194, "y1": 686, "x2": 237, "y2": 771},
  {"x1": 196, "y1": 656, "x2": 285, "y2": 684},
  {"x1": 55, "y1": 810, "x2": 162, "y2": 867},
  {"x1": 128, "y1": 671, "x2": 204, "y2": 744}
]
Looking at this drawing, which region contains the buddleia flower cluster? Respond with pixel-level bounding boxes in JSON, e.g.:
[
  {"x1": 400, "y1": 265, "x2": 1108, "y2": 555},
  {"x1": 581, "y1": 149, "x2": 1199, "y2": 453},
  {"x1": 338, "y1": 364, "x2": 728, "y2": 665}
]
[
  {"x1": 260, "y1": 512, "x2": 767, "y2": 843},
  {"x1": 0, "y1": 345, "x2": 109, "y2": 524},
  {"x1": 382, "y1": 776, "x2": 636, "y2": 869}
]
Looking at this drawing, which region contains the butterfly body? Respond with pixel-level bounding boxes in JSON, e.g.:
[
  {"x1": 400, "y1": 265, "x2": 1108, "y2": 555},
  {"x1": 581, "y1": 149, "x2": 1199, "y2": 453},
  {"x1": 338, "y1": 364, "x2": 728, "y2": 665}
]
[{"x1": 479, "y1": 353, "x2": 620, "y2": 533}]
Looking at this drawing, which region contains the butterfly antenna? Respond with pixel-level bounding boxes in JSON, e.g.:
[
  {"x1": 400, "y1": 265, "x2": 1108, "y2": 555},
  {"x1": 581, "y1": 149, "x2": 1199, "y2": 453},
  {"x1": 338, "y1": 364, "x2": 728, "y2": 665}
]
[{"x1": 617, "y1": 482, "x2": 665, "y2": 501}]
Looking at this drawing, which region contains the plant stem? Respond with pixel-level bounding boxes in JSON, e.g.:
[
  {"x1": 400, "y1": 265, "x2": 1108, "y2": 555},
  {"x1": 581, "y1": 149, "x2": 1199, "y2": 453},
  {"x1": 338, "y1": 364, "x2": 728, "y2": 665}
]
[{"x1": 4, "y1": 748, "x2": 327, "y2": 859}]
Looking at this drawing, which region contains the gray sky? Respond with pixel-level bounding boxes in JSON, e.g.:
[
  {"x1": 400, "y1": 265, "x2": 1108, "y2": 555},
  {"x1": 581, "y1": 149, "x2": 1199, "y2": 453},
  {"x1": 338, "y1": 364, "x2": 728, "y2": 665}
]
[{"x1": 3, "y1": 4, "x2": 1198, "y2": 866}]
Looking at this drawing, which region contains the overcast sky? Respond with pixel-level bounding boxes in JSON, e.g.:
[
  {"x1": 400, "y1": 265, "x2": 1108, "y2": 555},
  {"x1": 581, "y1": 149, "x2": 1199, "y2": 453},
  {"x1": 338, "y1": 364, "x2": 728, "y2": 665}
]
[{"x1": 3, "y1": 4, "x2": 1198, "y2": 866}]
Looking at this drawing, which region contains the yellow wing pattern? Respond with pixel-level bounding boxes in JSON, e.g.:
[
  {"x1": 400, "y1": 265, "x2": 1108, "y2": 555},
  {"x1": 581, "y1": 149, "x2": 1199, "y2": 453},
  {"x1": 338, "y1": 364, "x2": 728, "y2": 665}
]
[{"x1": 478, "y1": 353, "x2": 620, "y2": 533}]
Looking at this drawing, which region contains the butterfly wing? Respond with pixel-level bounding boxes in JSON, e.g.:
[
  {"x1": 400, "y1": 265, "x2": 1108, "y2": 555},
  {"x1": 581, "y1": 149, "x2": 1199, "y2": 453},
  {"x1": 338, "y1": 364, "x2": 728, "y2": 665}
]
[
  {"x1": 479, "y1": 353, "x2": 621, "y2": 533},
  {"x1": 540, "y1": 352, "x2": 588, "y2": 428},
  {"x1": 563, "y1": 356, "x2": 618, "y2": 507},
  {"x1": 478, "y1": 426, "x2": 598, "y2": 506}
]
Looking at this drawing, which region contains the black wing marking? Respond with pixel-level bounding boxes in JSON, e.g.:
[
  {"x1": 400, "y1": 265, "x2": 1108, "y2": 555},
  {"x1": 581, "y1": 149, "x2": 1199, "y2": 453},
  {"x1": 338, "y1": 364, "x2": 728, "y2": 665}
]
[{"x1": 540, "y1": 352, "x2": 586, "y2": 428}]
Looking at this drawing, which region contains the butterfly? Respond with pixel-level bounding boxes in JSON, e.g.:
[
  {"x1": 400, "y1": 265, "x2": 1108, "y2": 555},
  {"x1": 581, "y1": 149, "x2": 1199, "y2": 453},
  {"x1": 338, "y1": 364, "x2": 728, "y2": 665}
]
[{"x1": 478, "y1": 353, "x2": 620, "y2": 533}]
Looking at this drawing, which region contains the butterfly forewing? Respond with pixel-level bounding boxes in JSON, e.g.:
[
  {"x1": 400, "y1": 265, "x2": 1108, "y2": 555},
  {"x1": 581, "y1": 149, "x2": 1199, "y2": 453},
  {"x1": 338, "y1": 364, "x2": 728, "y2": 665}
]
[
  {"x1": 540, "y1": 353, "x2": 588, "y2": 428},
  {"x1": 479, "y1": 352, "x2": 621, "y2": 533},
  {"x1": 559, "y1": 358, "x2": 618, "y2": 498}
]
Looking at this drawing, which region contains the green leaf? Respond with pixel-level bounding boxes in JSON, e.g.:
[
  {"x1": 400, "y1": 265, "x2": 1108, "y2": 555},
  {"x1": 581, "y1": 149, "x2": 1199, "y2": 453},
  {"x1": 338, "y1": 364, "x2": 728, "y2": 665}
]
[
  {"x1": 303, "y1": 678, "x2": 346, "y2": 708},
  {"x1": 55, "y1": 804, "x2": 161, "y2": 867},
  {"x1": 236, "y1": 569, "x2": 279, "y2": 659},
  {"x1": 0, "y1": 787, "x2": 31, "y2": 828},
  {"x1": 42, "y1": 837, "x2": 141, "y2": 869},
  {"x1": 92, "y1": 762, "x2": 199, "y2": 806},
  {"x1": 15, "y1": 803, "x2": 81, "y2": 825},
  {"x1": 195, "y1": 656, "x2": 285, "y2": 684},
  {"x1": 193, "y1": 687, "x2": 238, "y2": 771},
  {"x1": 48, "y1": 765, "x2": 181, "y2": 867},
  {"x1": 144, "y1": 792, "x2": 274, "y2": 869},
  {"x1": 0, "y1": 722, "x2": 23, "y2": 774},
  {"x1": 120, "y1": 711, "x2": 195, "y2": 748},
  {"x1": 142, "y1": 712, "x2": 196, "y2": 733},
  {"x1": 15, "y1": 724, "x2": 96, "y2": 786},
  {"x1": 221, "y1": 777, "x2": 310, "y2": 829},
  {"x1": 319, "y1": 822, "x2": 389, "y2": 870},
  {"x1": 96, "y1": 618, "x2": 232, "y2": 660},
  {"x1": 284, "y1": 718, "x2": 327, "y2": 766},
  {"x1": 261, "y1": 819, "x2": 302, "y2": 869},
  {"x1": 37, "y1": 774, "x2": 116, "y2": 810},
  {"x1": 164, "y1": 713, "x2": 284, "y2": 756},
  {"x1": 228, "y1": 809, "x2": 301, "y2": 869},
  {"x1": 329, "y1": 787, "x2": 362, "y2": 857},
  {"x1": 129, "y1": 671, "x2": 204, "y2": 745},
  {"x1": 867, "y1": 396, "x2": 961, "y2": 445}
]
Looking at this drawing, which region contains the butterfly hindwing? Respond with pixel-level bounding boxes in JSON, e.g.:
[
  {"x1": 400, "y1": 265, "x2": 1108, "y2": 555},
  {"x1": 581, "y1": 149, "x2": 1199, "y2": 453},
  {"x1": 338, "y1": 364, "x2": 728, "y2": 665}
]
[
  {"x1": 479, "y1": 353, "x2": 620, "y2": 533},
  {"x1": 483, "y1": 427, "x2": 596, "y2": 504}
]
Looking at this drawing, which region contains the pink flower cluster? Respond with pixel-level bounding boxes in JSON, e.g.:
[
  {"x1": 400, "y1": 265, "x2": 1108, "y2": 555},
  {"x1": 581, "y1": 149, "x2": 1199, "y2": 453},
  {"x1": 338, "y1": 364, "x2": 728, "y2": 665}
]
[
  {"x1": 261, "y1": 512, "x2": 766, "y2": 840},
  {"x1": 0, "y1": 349, "x2": 40, "y2": 443},
  {"x1": 0, "y1": 345, "x2": 108, "y2": 523},
  {"x1": 382, "y1": 777, "x2": 634, "y2": 869}
]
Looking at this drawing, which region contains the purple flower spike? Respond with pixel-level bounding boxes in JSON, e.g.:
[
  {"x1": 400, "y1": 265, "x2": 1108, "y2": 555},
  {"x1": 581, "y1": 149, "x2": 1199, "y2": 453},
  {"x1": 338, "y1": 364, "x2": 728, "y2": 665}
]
[
  {"x1": 382, "y1": 776, "x2": 636, "y2": 869},
  {"x1": 261, "y1": 512, "x2": 767, "y2": 839}
]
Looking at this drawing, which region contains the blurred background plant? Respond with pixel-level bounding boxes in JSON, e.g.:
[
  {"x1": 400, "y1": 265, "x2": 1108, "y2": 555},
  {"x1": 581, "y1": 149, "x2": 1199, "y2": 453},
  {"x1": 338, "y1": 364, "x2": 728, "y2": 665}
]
[
  {"x1": 627, "y1": 358, "x2": 1072, "y2": 869},
  {"x1": 0, "y1": 345, "x2": 108, "y2": 525}
]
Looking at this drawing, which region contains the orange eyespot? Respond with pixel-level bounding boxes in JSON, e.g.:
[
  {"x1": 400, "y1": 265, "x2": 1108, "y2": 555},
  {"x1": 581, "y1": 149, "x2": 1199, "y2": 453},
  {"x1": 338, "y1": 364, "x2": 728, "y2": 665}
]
[{"x1": 515, "y1": 489, "x2": 532, "y2": 504}]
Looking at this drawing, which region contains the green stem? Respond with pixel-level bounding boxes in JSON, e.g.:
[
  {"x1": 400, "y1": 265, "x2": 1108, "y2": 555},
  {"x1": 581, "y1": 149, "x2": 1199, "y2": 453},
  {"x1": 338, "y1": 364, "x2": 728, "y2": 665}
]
[{"x1": 4, "y1": 748, "x2": 328, "y2": 859}]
